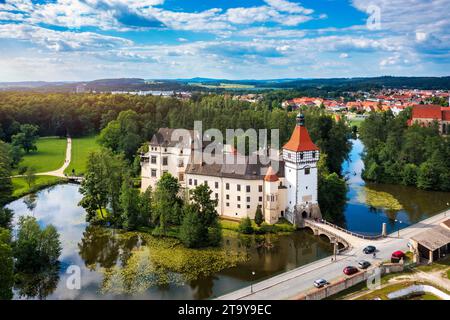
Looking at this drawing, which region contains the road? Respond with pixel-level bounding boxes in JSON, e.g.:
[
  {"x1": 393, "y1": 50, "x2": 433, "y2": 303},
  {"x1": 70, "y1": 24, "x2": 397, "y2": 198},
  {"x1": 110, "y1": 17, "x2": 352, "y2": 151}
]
[{"x1": 217, "y1": 210, "x2": 450, "y2": 300}]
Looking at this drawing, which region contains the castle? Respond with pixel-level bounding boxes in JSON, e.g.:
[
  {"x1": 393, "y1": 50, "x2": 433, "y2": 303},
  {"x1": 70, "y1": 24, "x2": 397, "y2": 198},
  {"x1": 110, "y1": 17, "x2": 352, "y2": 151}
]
[{"x1": 140, "y1": 114, "x2": 321, "y2": 224}]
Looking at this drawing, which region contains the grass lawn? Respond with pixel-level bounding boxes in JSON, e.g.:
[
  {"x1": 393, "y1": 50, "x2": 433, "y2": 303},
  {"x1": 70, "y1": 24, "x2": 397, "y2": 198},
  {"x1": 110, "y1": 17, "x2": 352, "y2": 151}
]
[
  {"x1": 356, "y1": 281, "x2": 443, "y2": 300},
  {"x1": 12, "y1": 175, "x2": 64, "y2": 199},
  {"x1": 64, "y1": 135, "x2": 100, "y2": 176},
  {"x1": 220, "y1": 217, "x2": 295, "y2": 234},
  {"x1": 15, "y1": 136, "x2": 67, "y2": 173},
  {"x1": 416, "y1": 255, "x2": 450, "y2": 272}
]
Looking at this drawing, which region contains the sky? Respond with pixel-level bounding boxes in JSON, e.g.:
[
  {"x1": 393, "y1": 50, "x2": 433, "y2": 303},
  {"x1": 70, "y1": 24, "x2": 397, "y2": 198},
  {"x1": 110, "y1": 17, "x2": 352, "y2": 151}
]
[{"x1": 0, "y1": 0, "x2": 449, "y2": 81}]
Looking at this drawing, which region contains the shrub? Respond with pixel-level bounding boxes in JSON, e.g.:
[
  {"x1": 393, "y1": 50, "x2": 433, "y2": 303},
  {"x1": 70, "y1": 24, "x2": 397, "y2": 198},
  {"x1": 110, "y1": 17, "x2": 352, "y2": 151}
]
[{"x1": 238, "y1": 217, "x2": 254, "y2": 234}]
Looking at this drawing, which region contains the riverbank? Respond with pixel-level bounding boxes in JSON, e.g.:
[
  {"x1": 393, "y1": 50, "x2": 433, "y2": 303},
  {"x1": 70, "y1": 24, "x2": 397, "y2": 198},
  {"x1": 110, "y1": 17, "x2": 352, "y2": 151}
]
[{"x1": 10, "y1": 175, "x2": 66, "y2": 201}]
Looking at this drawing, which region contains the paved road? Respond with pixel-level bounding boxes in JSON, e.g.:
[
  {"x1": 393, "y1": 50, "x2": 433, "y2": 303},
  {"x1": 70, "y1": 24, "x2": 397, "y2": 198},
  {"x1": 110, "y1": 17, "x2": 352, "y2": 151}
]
[
  {"x1": 217, "y1": 210, "x2": 450, "y2": 300},
  {"x1": 36, "y1": 137, "x2": 72, "y2": 178}
]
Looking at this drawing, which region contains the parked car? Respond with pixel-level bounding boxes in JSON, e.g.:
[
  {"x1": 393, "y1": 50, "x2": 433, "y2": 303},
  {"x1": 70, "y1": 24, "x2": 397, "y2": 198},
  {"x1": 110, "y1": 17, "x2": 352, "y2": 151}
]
[
  {"x1": 391, "y1": 250, "x2": 405, "y2": 262},
  {"x1": 392, "y1": 250, "x2": 405, "y2": 259},
  {"x1": 343, "y1": 266, "x2": 359, "y2": 275},
  {"x1": 363, "y1": 245, "x2": 376, "y2": 254},
  {"x1": 358, "y1": 260, "x2": 371, "y2": 269},
  {"x1": 313, "y1": 279, "x2": 328, "y2": 288}
]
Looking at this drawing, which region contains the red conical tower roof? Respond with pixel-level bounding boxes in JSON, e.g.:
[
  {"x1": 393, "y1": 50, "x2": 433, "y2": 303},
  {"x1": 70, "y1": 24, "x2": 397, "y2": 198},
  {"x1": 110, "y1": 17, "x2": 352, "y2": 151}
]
[
  {"x1": 264, "y1": 166, "x2": 279, "y2": 182},
  {"x1": 283, "y1": 114, "x2": 319, "y2": 152}
]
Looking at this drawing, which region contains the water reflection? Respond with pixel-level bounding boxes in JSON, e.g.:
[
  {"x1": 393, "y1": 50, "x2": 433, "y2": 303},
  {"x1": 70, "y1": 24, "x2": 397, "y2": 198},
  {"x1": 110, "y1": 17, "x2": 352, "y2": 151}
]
[
  {"x1": 6, "y1": 184, "x2": 333, "y2": 300},
  {"x1": 343, "y1": 139, "x2": 450, "y2": 235}
]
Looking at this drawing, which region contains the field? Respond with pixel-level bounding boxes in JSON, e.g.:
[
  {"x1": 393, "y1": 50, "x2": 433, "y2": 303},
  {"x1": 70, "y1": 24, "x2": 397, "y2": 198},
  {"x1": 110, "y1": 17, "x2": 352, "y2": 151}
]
[
  {"x1": 64, "y1": 135, "x2": 100, "y2": 176},
  {"x1": 15, "y1": 137, "x2": 67, "y2": 173},
  {"x1": 11, "y1": 175, "x2": 63, "y2": 199}
]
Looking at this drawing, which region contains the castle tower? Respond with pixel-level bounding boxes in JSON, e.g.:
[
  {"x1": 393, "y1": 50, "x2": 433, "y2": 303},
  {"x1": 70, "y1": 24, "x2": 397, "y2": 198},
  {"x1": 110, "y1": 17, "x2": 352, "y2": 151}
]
[
  {"x1": 263, "y1": 166, "x2": 280, "y2": 224},
  {"x1": 282, "y1": 113, "x2": 321, "y2": 218}
]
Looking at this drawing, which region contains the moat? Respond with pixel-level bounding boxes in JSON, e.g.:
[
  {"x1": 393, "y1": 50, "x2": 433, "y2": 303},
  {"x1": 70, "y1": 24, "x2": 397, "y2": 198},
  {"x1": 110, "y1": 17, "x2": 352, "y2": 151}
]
[{"x1": 6, "y1": 139, "x2": 450, "y2": 299}]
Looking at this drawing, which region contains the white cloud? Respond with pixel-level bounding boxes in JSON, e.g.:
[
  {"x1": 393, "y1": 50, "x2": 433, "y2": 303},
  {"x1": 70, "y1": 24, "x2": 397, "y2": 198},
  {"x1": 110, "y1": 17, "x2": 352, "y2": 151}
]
[
  {"x1": 0, "y1": 23, "x2": 133, "y2": 51},
  {"x1": 265, "y1": 0, "x2": 313, "y2": 14},
  {"x1": 339, "y1": 53, "x2": 349, "y2": 58}
]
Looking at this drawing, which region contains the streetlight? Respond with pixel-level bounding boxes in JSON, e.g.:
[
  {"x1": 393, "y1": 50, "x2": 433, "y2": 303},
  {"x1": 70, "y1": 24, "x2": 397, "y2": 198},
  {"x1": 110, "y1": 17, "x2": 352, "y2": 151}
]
[
  {"x1": 446, "y1": 203, "x2": 449, "y2": 217},
  {"x1": 250, "y1": 271, "x2": 256, "y2": 293},
  {"x1": 394, "y1": 219, "x2": 403, "y2": 238}
]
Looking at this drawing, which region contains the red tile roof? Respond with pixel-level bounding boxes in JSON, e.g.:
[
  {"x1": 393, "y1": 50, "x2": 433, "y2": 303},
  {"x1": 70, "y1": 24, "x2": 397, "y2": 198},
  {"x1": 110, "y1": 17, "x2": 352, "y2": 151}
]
[
  {"x1": 283, "y1": 124, "x2": 319, "y2": 152},
  {"x1": 411, "y1": 104, "x2": 442, "y2": 120},
  {"x1": 264, "y1": 166, "x2": 279, "y2": 182}
]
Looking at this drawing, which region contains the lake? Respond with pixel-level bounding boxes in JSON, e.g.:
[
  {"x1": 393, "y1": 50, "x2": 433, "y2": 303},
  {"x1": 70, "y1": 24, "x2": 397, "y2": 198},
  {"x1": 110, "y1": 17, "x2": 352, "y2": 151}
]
[{"x1": 6, "y1": 138, "x2": 450, "y2": 299}]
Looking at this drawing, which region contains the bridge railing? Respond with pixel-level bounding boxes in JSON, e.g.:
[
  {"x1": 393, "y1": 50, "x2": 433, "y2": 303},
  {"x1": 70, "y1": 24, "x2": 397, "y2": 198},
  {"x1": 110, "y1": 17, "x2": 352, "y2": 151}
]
[
  {"x1": 303, "y1": 220, "x2": 350, "y2": 252},
  {"x1": 313, "y1": 219, "x2": 384, "y2": 240}
]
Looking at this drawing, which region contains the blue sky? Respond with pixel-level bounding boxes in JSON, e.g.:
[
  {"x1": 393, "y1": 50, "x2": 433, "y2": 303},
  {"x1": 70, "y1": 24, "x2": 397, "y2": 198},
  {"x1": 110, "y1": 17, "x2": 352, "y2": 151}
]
[{"x1": 0, "y1": 0, "x2": 449, "y2": 81}]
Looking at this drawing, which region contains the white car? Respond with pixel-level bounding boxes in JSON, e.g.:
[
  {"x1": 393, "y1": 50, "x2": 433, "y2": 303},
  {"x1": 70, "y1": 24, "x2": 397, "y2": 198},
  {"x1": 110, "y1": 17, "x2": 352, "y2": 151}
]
[{"x1": 313, "y1": 279, "x2": 328, "y2": 288}]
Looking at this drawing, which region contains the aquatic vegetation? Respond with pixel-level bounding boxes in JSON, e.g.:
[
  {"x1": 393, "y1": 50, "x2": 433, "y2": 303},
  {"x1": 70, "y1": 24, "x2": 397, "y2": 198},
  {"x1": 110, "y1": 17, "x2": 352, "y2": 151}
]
[
  {"x1": 100, "y1": 233, "x2": 248, "y2": 294},
  {"x1": 358, "y1": 187, "x2": 403, "y2": 211}
]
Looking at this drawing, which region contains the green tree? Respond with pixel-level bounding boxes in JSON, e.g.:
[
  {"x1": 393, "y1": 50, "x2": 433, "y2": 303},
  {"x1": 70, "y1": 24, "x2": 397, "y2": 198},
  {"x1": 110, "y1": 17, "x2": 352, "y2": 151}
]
[
  {"x1": 79, "y1": 149, "x2": 127, "y2": 223},
  {"x1": 152, "y1": 173, "x2": 182, "y2": 233},
  {"x1": 119, "y1": 176, "x2": 140, "y2": 230},
  {"x1": 318, "y1": 172, "x2": 347, "y2": 223},
  {"x1": 254, "y1": 205, "x2": 263, "y2": 227},
  {"x1": 0, "y1": 208, "x2": 13, "y2": 230},
  {"x1": 402, "y1": 164, "x2": 419, "y2": 186},
  {"x1": 24, "y1": 166, "x2": 37, "y2": 188},
  {"x1": 0, "y1": 228, "x2": 13, "y2": 300},
  {"x1": 179, "y1": 204, "x2": 206, "y2": 248},
  {"x1": 0, "y1": 140, "x2": 13, "y2": 205},
  {"x1": 11, "y1": 124, "x2": 39, "y2": 153},
  {"x1": 13, "y1": 216, "x2": 61, "y2": 273},
  {"x1": 238, "y1": 217, "x2": 254, "y2": 234}
]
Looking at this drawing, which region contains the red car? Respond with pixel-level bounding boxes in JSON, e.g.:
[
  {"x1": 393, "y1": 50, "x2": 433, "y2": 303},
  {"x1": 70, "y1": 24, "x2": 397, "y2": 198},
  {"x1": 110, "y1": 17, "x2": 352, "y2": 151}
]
[
  {"x1": 343, "y1": 266, "x2": 359, "y2": 276},
  {"x1": 392, "y1": 251, "x2": 405, "y2": 259}
]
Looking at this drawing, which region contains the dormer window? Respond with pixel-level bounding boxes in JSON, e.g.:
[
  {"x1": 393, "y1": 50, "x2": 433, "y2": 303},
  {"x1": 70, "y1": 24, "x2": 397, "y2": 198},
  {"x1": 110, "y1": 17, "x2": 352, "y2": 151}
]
[
  {"x1": 300, "y1": 152, "x2": 304, "y2": 160},
  {"x1": 312, "y1": 151, "x2": 316, "y2": 158}
]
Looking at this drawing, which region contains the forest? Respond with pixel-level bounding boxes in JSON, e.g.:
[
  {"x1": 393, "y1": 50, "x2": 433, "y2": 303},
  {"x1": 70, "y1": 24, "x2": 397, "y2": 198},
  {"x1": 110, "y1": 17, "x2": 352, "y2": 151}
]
[{"x1": 359, "y1": 109, "x2": 450, "y2": 191}]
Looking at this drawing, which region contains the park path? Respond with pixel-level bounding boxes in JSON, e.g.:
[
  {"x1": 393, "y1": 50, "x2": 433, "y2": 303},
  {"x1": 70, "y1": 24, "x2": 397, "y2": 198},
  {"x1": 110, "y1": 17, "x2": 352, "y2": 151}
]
[{"x1": 36, "y1": 137, "x2": 72, "y2": 178}]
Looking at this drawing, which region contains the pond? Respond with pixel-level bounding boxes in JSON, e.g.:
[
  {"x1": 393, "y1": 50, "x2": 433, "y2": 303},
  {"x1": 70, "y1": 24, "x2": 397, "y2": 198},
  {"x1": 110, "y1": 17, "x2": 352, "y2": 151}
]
[
  {"x1": 342, "y1": 139, "x2": 450, "y2": 235},
  {"x1": 6, "y1": 184, "x2": 333, "y2": 300}
]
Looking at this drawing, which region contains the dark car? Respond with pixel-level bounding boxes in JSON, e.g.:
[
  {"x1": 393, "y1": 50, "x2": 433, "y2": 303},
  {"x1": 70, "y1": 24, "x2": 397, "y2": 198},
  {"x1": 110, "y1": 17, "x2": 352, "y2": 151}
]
[
  {"x1": 358, "y1": 260, "x2": 371, "y2": 269},
  {"x1": 363, "y1": 245, "x2": 376, "y2": 254},
  {"x1": 343, "y1": 266, "x2": 359, "y2": 275}
]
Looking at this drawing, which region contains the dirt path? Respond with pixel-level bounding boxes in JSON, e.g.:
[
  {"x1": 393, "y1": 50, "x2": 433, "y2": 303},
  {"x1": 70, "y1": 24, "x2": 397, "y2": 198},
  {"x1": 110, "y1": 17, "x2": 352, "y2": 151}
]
[{"x1": 35, "y1": 137, "x2": 72, "y2": 178}]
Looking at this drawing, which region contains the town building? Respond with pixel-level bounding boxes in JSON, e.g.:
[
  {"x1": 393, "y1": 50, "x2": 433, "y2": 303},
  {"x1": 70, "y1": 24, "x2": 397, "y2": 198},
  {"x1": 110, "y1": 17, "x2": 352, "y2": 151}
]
[
  {"x1": 140, "y1": 114, "x2": 321, "y2": 224},
  {"x1": 408, "y1": 104, "x2": 450, "y2": 134},
  {"x1": 410, "y1": 219, "x2": 450, "y2": 264}
]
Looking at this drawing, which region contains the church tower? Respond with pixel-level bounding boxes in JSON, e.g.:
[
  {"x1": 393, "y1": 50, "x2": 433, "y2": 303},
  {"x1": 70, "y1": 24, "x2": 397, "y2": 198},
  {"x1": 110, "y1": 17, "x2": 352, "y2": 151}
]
[{"x1": 282, "y1": 113, "x2": 320, "y2": 218}]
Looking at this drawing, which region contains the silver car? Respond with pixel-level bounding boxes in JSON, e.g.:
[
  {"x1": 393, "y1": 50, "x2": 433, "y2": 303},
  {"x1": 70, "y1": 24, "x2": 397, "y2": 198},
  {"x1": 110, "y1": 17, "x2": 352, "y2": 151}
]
[
  {"x1": 358, "y1": 260, "x2": 371, "y2": 269},
  {"x1": 314, "y1": 279, "x2": 328, "y2": 288}
]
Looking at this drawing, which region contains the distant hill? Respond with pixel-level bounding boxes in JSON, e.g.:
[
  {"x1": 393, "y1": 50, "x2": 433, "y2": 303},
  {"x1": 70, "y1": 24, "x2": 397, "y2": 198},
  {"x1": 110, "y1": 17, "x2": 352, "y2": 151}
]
[{"x1": 1, "y1": 76, "x2": 449, "y2": 92}]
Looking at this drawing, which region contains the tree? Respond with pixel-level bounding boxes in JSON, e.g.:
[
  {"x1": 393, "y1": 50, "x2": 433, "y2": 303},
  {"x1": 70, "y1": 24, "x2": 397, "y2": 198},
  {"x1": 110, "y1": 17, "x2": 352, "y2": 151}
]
[
  {"x1": 120, "y1": 176, "x2": 140, "y2": 230},
  {"x1": 318, "y1": 172, "x2": 347, "y2": 224},
  {"x1": 13, "y1": 216, "x2": 61, "y2": 274},
  {"x1": 24, "y1": 166, "x2": 37, "y2": 188},
  {"x1": 79, "y1": 149, "x2": 127, "y2": 223},
  {"x1": 11, "y1": 124, "x2": 39, "y2": 153},
  {"x1": 0, "y1": 208, "x2": 13, "y2": 230},
  {"x1": 138, "y1": 187, "x2": 152, "y2": 228},
  {"x1": 238, "y1": 217, "x2": 254, "y2": 234},
  {"x1": 152, "y1": 173, "x2": 182, "y2": 232},
  {"x1": 254, "y1": 205, "x2": 263, "y2": 227},
  {"x1": 0, "y1": 228, "x2": 13, "y2": 300},
  {"x1": 0, "y1": 140, "x2": 13, "y2": 205},
  {"x1": 179, "y1": 204, "x2": 206, "y2": 248}
]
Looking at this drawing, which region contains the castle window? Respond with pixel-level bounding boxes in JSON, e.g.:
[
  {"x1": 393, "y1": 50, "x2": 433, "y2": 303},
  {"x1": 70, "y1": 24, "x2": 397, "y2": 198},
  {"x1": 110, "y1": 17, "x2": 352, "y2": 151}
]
[
  {"x1": 305, "y1": 167, "x2": 311, "y2": 175},
  {"x1": 300, "y1": 152, "x2": 304, "y2": 160},
  {"x1": 237, "y1": 196, "x2": 241, "y2": 201},
  {"x1": 237, "y1": 204, "x2": 241, "y2": 209},
  {"x1": 215, "y1": 193, "x2": 218, "y2": 199},
  {"x1": 226, "y1": 183, "x2": 230, "y2": 190},
  {"x1": 178, "y1": 173, "x2": 184, "y2": 182},
  {"x1": 247, "y1": 205, "x2": 250, "y2": 209},
  {"x1": 246, "y1": 185, "x2": 250, "y2": 192},
  {"x1": 237, "y1": 184, "x2": 241, "y2": 191},
  {"x1": 226, "y1": 194, "x2": 229, "y2": 200},
  {"x1": 312, "y1": 151, "x2": 316, "y2": 158},
  {"x1": 246, "y1": 196, "x2": 250, "y2": 202},
  {"x1": 162, "y1": 156, "x2": 168, "y2": 166},
  {"x1": 151, "y1": 156, "x2": 157, "y2": 164},
  {"x1": 259, "y1": 196, "x2": 262, "y2": 202},
  {"x1": 188, "y1": 178, "x2": 192, "y2": 185},
  {"x1": 215, "y1": 182, "x2": 219, "y2": 189},
  {"x1": 194, "y1": 179, "x2": 198, "y2": 186},
  {"x1": 258, "y1": 185, "x2": 263, "y2": 192},
  {"x1": 226, "y1": 203, "x2": 229, "y2": 207},
  {"x1": 151, "y1": 169, "x2": 157, "y2": 177}
]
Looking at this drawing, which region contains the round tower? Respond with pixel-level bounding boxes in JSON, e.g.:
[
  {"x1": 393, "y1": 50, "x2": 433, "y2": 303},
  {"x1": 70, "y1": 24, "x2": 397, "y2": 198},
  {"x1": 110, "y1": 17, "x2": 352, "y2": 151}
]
[{"x1": 263, "y1": 166, "x2": 280, "y2": 224}]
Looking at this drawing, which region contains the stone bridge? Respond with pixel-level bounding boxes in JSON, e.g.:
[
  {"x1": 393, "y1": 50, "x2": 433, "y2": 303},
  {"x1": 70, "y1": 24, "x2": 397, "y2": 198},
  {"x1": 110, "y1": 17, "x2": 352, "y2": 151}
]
[{"x1": 301, "y1": 219, "x2": 384, "y2": 251}]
